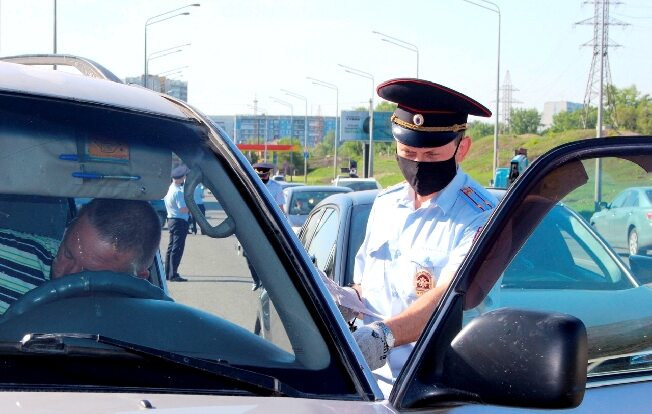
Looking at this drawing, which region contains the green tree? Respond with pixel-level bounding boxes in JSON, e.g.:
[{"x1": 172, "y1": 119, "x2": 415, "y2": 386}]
[
  {"x1": 275, "y1": 137, "x2": 304, "y2": 176},
  {"x1": 551, "y1": 108, "x2": 594, "y2": 132},
  {"x1": 376, "y1": 101, "x2": 397, "y2": 112},
  {"x1": 609, "y1": 85, "x2": 641, "y2": 130},
  {"x1": 466, "y1": 121, "x2": 494, "y2": 139},
  {"x1": 637, "y1": 99, "x2": 652, "y2": 134},
  {"x1": 510, "y1": 108, "x2": 541, "y2": 134},
  {"x1": 313, "y1": 130, "x2": 335, "y2": 158},
  {"x1": 339, "y1": 141, "x2": 362, "y2": 159}
]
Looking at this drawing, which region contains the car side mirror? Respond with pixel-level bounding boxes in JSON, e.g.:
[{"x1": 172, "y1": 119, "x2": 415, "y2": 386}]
[
  {"x1": 401, "y1": 308, "x2": 587, "y2": 410},
  {"x1": 629, "y1": 254, "x2": 652, "y2": 284},
  {"x1": 598, "y1": 201, "x2": 609, "y2": 210}
]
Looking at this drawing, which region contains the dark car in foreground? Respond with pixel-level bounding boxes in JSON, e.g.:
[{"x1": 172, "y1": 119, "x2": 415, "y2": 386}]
[{"x1": 3, "y1": 54, "x2": 652, "y2": 412}]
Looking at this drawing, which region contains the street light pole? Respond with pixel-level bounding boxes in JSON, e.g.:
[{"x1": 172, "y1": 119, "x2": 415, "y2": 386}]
[
  {"x1": 147, "y1": 49, "x2": 184, "y2": 73},
  {"x1": 307, "y1": 77, "x2": 339, "y2": 180},
  {"x1": 462, "y1": 0, "x2": 500, "y2": 179},
  {"x1": 157, "y1": 65, "x2": 189, "y2": 77},
  {"x1": 372, "y1": 30, "x2": 419, "y2": 78},
  {"x1": 339, "y1": 64, "x2": 375, "y2": 178},
  {"x1": 144, "y1": 3, "x2": 199, "y2": 89},
  {"x1": 282, "y1": 89, "x2": 308, "y2": 183},
  {"x1": 270, "y1": 97, "x2": 294, "y2": 178}
]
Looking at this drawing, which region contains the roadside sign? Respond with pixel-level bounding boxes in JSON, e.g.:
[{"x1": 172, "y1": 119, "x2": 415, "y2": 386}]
[{"x1": 341, "y1": 111, "x2": 393, "y2": 142}]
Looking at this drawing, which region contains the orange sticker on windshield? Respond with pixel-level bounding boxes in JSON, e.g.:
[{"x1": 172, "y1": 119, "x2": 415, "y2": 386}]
[{"x1": 85, "y1": 139, "x2": 130, "y2": 163}]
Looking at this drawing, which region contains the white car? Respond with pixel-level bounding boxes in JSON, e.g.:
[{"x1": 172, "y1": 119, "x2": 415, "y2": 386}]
[
  {"x1": 332, "y1": 176, "x2": 382, "y2": 191},
  {"x1": 3, "y1": 54, "x2": 652, "y2": 413}
]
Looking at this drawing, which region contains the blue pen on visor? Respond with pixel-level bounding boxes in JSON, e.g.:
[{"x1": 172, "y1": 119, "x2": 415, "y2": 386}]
[
  {"x1": 72, "y1": 172, "x2": 141, "y2": 181},
  {"x1": 59, "y1": 154, "x2": 79, "y2": 161}
]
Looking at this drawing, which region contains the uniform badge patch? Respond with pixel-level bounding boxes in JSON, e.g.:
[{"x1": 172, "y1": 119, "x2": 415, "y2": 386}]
[{"x1": 414, "y1": 269, "x2": 434, "y2": 296}]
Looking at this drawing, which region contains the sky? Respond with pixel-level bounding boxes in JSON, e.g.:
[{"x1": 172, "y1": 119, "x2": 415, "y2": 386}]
[{"x1": 1, "y1": 0, "x2": 651, "y2": 124}]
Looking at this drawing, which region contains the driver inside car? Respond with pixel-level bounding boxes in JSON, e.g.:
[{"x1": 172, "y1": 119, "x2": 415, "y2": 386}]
[{"x1": 51, "y1": 198, "x2": 161, "y2": 280}]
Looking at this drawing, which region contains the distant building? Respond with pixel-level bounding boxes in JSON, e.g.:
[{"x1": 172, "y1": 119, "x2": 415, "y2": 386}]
[
  {"x1": 125, "y1": 75, "x2": 188, "y2": 102},
  {"x1": 541, "y1": 101, "x2": 583, "y2": 129},
  {"x1": 209, "y1": 115, "x2": 336, "y2": 148}
]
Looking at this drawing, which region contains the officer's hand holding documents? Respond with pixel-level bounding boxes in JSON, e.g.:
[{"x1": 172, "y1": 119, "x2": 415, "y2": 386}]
[
  {"x1": 318, "y1": 270, "x2": 391, "y2": 369},
  {"x1": 317, "y1": 270, "x2": 382, "y2": 321}
]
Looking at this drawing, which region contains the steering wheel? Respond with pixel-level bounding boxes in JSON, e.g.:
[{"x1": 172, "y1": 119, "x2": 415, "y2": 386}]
[{"x1": 1, "y1": 270, "x2": 173, "y2": 321}]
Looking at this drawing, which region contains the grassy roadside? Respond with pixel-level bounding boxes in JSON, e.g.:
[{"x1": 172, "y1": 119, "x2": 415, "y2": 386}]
[{"x1": 301, "y1": 129, "x2": 601, "y2": 187}]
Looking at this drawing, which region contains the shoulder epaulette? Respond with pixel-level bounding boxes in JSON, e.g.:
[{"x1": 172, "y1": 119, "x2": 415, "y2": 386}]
[
  {"x1": 460, "y1": 186, "x2": 494, "y2": 211},
  {"x1": 377, "y1": 181, "x2": 407, "y2": 197}
]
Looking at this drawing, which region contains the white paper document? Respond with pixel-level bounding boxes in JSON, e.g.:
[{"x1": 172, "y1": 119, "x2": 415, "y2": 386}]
[{"x1": 318, "y1": 271, "x2": 383, "y2": 319}]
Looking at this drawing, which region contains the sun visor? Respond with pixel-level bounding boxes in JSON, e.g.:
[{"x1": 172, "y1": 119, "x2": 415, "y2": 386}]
[{"x1": 0, "y1": 134, "x2": 171, "y2": 200}]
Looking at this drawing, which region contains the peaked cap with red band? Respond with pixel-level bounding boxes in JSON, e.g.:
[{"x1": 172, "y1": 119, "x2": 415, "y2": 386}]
[{"x1": 377, "y1": 78, "x2": 492, "y2": 148}]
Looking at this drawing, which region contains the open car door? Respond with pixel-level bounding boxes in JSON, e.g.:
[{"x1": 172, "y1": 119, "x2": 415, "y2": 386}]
[{"x1": 392, "y1": 137, "x2": 652, "y2": 412}]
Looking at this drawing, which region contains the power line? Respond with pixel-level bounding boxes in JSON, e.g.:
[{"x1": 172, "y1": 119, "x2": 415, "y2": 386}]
[{"x1": 576, "y1": 0, "x2": 629, "y2": 128}]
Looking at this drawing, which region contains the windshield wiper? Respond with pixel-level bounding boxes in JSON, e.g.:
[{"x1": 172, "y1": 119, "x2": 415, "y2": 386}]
[{"x1": 20, "y1": 333, "x2": 306, "y2": 397}]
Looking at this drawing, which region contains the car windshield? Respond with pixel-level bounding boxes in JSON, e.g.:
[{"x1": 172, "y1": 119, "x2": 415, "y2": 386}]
[
  {"x1": 645, "y1": 189, "x2": 652, "y2": 204},
  {"x1": 289, "y1": 191, "x2": 345, "y2": 215},
  {"x1": 0, "y1": 65, "x2": 357, "y2": 396}
]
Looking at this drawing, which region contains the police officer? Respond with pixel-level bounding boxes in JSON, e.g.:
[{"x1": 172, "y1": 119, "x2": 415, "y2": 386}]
[
  {"x1": 164, "y1": 165, "x2": 190, "y2": 282},
  {"x1": 248, "y1": 162, "x2": 284, "y2": 291},
  {"x1": 252, "y1": 162, "x2": 284, "y2": 209},
  {"x1": 349, "y1": 78, "x2": 497, "y2": 395}
]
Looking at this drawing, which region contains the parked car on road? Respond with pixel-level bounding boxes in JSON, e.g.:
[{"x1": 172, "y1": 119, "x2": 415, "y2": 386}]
[
  {"x1": 282, "y1": 185, "x2": 352, "y2": 231},
  {"x1": 299, "y1": 190, "x2": 378, "y2": 287},
  {"x1": 589, "y1": 186, "x2": 652, "y2": 255},
  {"x1": 5, "y1": 54, "x2": 652, "y2": 412},
  {"x1": 332, "y1": 176, "x2": 382, "y2": 191},
  {"x1": 299, "y1": 186, "x2": 652, "y2": 331}
]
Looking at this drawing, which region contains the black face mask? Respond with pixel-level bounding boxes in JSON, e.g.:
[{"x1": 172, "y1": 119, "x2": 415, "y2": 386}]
[
  {"x1": 256, "y1": 171, "x2": 270, "y2": 184},
  {"x1": 396, "y1": 143, "x2": 460, "y2": 196}
]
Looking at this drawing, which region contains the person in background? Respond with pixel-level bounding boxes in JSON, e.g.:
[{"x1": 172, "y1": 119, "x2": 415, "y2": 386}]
[
  {"x1": 253, "y1": 162, "x2": 284, "y2": 209},
  {"x1": 164, "y1": 165, "x2": 190, "y2": 282},
  {"x1": 51, "y1": 198, "x2": 161, "y2": 280},
  {"x1": 347, "y1": 78, "x2": 497, "y2": 395},
  {"x1": 247, "y1": 162, "x2": 283, "y2": 291}
]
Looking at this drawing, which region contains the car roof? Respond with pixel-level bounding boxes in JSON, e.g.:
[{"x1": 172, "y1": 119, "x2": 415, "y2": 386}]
[
  {"x1": 314, "y1": 189, "x2": 380, "y2": 209},
  {"x1": 0, "y1": 60, "x2": 190, "y2": 120},
  {"x1": 285, "y1": 185, "x2": 352, "y2": 193}
]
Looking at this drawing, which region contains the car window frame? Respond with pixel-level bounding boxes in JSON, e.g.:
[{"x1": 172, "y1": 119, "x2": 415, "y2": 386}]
[{"x1": 392, "y1": 137, "x2": 652, "y2": 409}]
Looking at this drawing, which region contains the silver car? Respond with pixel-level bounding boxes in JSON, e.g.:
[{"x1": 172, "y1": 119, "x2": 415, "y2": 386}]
[
  {"x1": 590, "y1": 186, "x2": 652, "y2": 255},
  {"x1": 4, "y1": 54, "x2": 652, "y2": 413},
  {"x1": 282, "y1": 185, "x2": 352, "y2": 231}
]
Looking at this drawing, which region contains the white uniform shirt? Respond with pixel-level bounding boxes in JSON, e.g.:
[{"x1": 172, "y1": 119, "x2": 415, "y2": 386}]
[
  {"x1": 193, "y1": 184, "x2": 205, "y2": 205},
  {"x1": 164, "y1": 182, "x2": 189, "y2": 220},
  {"x1": 265, "y1": 179, "x2": 285, "y2": 207},
  {"x1": 353, "y1": 169, "x2": 496, "y2": 393}
]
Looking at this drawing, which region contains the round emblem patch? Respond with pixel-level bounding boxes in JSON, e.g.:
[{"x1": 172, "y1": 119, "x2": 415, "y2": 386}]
[
  {"x1": 414, "y1": 269, "x2": 433, "y2": 296},
  {"x1": 413, "y1": 113, "x2": 424, "y2": 126}
]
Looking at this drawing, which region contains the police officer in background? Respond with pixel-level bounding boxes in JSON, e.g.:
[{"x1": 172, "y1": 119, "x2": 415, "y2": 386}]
[
  {"x1": 252, "y1": 162, "x2": 284, "y2": 209},
  {"x1": 247, "y1": 162, "x2": 284, "y2": 291},
  {"x1": 164, "y1": 165, "x2": 190, "y2": 282},
  {"x1": 348, "y1": 79, "x2": 497, "y2": 395}
]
